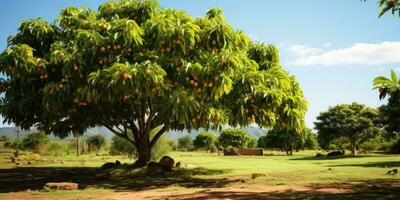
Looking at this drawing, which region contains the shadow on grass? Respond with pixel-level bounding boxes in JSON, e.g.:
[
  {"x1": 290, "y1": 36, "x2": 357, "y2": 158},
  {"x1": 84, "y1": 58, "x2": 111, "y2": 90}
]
[
  {"x1": 0, "y1": 166, "x2": 235, "y2": 193},
  {"x1": 327, "y1": 161, "x2": 400, "y2": 168},
  {"x1": 163, "y1": 179, "x2": 400, "y2": 200},
  {"x1": 290, "y1": 155, "x2": 378, "y2": 161}
]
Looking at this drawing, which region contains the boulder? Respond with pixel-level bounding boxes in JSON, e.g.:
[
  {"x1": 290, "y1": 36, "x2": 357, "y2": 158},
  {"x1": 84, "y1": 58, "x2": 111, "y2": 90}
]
[
  {"x1": 101, "y1": 160, "x2": 121, "y2": 169},
  {"x1": 159, "y1": 156, "x2": 175, "y2": 171},
  {"x1": 251, "y1": 173, "x2": 266, "y2": 179},
  {"x1": 45, "y1": 182, "x2": 78, "y2": 190},
  {"x1": 146, "y1": 161, "x2": 164, "y2": 175},
  {"x1": 316, "y1": 153, "x2": 325, "y2": 157},
  {"x1": 175, "y1": 162, "x2": 182, "y2": 168}
]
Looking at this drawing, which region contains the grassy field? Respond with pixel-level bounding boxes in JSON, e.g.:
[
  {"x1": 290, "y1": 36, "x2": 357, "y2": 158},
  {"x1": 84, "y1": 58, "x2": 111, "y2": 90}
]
[{"x1": 0, "y1": 149, "x2": 400, "y2": 199}]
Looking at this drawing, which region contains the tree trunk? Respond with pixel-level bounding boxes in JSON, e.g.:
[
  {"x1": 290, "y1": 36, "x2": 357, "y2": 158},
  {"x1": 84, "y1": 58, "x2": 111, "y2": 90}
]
[
  {"x1": 133, "y1": 132, "x2": 151, "y2": 168},
  {"x1": 350, "y1": 137, "x2": 357, "y2": 156},
  {"x1": 76, "y1": 134, "x2": 80, "y2": 157}
]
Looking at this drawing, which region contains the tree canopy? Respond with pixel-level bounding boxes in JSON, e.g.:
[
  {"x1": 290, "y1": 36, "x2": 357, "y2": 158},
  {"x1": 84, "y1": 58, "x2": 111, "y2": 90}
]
[
  {"x1": 0, "y1": 0, "x2": 307, "y2": 167},
  {"x1": 373, "y1": 70, "x2": 400, "y2": 136},
  {"x1": 314, "y1": 103, "x2": 381, "y2": 155}
]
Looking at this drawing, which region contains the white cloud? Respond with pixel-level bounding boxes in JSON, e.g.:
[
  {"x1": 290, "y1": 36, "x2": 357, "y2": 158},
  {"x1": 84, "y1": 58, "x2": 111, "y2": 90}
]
[{"x1": 286, "y1": 41, "x2": 400, "y2": 67}]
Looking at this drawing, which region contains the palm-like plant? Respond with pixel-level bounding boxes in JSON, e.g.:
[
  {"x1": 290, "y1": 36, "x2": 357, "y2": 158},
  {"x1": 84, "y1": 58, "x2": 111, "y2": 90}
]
[{"x1": 373, "y1": 70, "x2": 400, "y2": 100}]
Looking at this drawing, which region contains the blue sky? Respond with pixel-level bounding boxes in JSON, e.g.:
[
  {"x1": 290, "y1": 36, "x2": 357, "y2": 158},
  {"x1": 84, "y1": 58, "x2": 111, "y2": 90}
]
[{"x1": 1, "y1": 0, "x2": 400, "y2": 128}]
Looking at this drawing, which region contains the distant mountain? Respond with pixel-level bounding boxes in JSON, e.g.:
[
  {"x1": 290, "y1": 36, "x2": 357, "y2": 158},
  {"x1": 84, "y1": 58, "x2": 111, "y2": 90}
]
[{"x1": 0, "y1": 125, "x2": 266, "y2": 141}]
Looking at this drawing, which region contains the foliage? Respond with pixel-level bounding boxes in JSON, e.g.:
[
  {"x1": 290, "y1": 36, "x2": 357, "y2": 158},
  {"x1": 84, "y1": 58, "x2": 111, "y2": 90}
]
[
  {"x1": 86, "y1": 134, "x2": 106, "y2": 152},
  {"x1": 315, "y1": 103, "x2": 381, "y2": 155},
  {"x1": 0, "y1": 0, "x2": 307, "y2": 166},
  {"x1": 257, "y1": 128, "x2": 304, "y2": 155},
  {"x1": 390, "y1": 137, "x2": 400, "y2": 154},
  {"x1": 363, "y1": 0, "x2": 400, "y2": 17},
  {"x1": 218, "y1": 128, "x2": 255, "y2": 148},
  {"x1": 373, "y1": 70, "x2": 400, "y2": 135},
  {"x1": 193, "y1": 132, "x2": 218, "y2": 149},
  {"x1": 177, "y1": 135, "x2": 194, "y2": 151},
  {"x1": 21, "y1": 132, "x2": 49, "y2": 152},
  {"x1": 150, "y1": 134, "x2": 173, "y2": 160},
  {"x1": 109, "y1": 135, "x2": 136, "y2": 156}
]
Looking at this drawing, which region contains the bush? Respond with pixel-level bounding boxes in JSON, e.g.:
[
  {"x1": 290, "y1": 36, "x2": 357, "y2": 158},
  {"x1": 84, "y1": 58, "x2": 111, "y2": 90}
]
[
  {"x1": 86, "y1": 134, "x2": 106, "y2": 152},
  {"x1": 193, "y1": 132, "x2": 218, "y2": 150},
  {"x1": 177, "y1": 135, "x2": 194, "y2": 151},
  {"x1": 45, "y1": 142, "x2": 73, "y2": 156},
  {"x1": 109, "y1": 135, "x2": 136, "y2": 156},
  {"x1": 21, "y1": 132, "x2": 49, "y2": 152},
  {"x1": 218, "y1": 129, "x2": 254, "y2": 148},
  {"x1": 151, "y1": 135, "x2": 173, "y2": 160},
  {"x1": 390, "y1": 138, "x2": 400, "y2": 154}
]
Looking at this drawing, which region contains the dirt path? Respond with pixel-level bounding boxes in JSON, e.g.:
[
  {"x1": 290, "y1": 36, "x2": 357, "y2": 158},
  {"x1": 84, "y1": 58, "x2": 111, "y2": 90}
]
[{"x1": 101, "y1": 184, "x2": 352, "y2": 200}]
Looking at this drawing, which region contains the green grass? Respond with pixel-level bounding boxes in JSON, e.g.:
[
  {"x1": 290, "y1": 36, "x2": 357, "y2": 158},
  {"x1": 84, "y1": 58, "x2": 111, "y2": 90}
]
[
  {"x1": 168, "y1": 151, "x2": 400, "y2": 184},
  {"x1": 1, "y1": 149, "x2": 400, "y2": 199}
]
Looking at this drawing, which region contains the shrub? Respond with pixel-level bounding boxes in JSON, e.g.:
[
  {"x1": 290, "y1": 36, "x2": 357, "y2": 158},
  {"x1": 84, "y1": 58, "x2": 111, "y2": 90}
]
[
  {"x1": 109, "y1": 135, "x2": 136, "y2": 156},
  {"x1": 21, "y1": 132, "x2": 49, "y2": 152},
  {"x1": 151, "y1": 135, "x2": 173, "y2": 160},
  {"x1": 390, "y1": 138, "x2": 400, "y2": 154},
  {"x1": 193, "y1": 132, "x2": 218, "y2": 150},
  {"x1": 178, "y1": 135, "x2": 194, "y2": 151},
  {"x1": 218, "y1": 129, "x2": 254, "y2": 148},
  {"x1": 45, "y1": 142, "x2": 73, "y2": 156},
  {"x1": 86, "y1": 134, "x2": 106, "y2": 152}
]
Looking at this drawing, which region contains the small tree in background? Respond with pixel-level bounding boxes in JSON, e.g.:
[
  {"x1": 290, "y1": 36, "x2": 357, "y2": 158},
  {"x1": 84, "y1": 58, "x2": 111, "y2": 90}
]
[
  {"x1": 193, "y1": 132, "x2": 218, "y2": 150},
  {"x1": 21, "y1": 132, "x2": 49, "y2": 153},
  {"x1": 218, "y1": 128, "x2": 255, "y2": 148},
  {"x1": 178, "y1": 135, "x2": 194, "y2": 151},
  {"x1": 257, "y1": 128, "x2": 303, "y2": 155},
  {"x1": 315, "y1": 103, "x2": 381, "y2": 155},
  {"x1": 86, "y1": 134, "x2": 106, "y2": 152}
]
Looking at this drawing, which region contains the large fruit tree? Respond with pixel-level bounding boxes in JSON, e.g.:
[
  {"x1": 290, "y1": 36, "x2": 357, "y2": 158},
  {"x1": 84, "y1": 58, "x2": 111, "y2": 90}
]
[{"x1": 0, "y1": 0, "x2": 307, "y2": 167}]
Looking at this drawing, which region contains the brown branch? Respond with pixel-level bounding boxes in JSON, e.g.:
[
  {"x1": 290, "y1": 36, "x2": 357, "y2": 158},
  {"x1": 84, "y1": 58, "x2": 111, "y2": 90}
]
[
  {"x1": 103, "y1": 124, "x2": 134, "y2": 144},
  {"x1": 150, "y1": 124, "x2": 169, "y2": 148}
]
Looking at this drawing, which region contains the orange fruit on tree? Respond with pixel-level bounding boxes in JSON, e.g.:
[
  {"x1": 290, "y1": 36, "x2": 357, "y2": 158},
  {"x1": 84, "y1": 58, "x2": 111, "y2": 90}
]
[
  {"x1": 100, "y1": 47, "x2": 106, "y2": 53},
  {"x1": 208, "y1": 83, "x2": 213, "y2": 87}
]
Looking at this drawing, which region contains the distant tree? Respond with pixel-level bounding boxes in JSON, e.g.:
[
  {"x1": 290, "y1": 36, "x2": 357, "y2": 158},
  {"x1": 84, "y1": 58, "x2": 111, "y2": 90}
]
[
  {"x1": 86, "y1": 134, "x2": 106, "y2": 152},
  {"x1": 0, "y1": 135, "x2": 10, "y2": 142},
  {"x1": 257, "y1": 128, "x2": 303, "y2": 155},
  {"x1": 218, "y1": 128, "x2": 255, "y2": 148},
  {"x1": 299, "y1": 129, "x2": 319, "y2": 150},
  {"x1": 21, "y1": 132, "x2": 49, "y2": 151},
  {"x1": 0, "y1": 0, "x2": 307, "y2": 167},
  {"x1": 315, "y1": 103, "x2": 381, "y2": 155},
  {"x1": 178, "y1": 135, "x2": 194, "y2": 151},
  {"x1": 193, "y1": 132, "x2": 218, "y2": 150}
]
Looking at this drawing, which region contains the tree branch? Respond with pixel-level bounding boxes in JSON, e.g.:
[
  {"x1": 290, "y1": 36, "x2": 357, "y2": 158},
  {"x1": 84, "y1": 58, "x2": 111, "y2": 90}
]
[
  {"x1": 150, "y1": 124, "x2": 169, "y2": 148},
  {"x1": 103, "y1": 124, "x2": 134, "y2": 143}
]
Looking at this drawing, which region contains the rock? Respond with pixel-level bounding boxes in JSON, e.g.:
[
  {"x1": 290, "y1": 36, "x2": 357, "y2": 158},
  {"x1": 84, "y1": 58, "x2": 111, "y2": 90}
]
[
  {"x1": 251, "y1": 173, "x2": 266, "y2": 179},
  {"x1": 27, "y1": 161, "x2": 32, "y2": 165},
  {"x1": 101, "y1": 160, "x2": 121, "y2": 169},
  {"x1": 316, "y1": 153, "x2": 324, "y2": 157},
  {"x1": 146, "y1": 161, "x2": 164, "y2": 175},
  {"x1": 159, "y1": 156, "x2": 175, "y2": 172},
  {"x1": 45, "y1": 182, "x2": 78, "y2": 190},
  {"x1": 175, "y1": 162, "x2": 182, "y2": 168},
  {"x1": 327, "y1": 150, "x2": 345, "y2": 157},
  {"x1": 115, "y1": 160, "x2": 121, "y2": 166}
]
